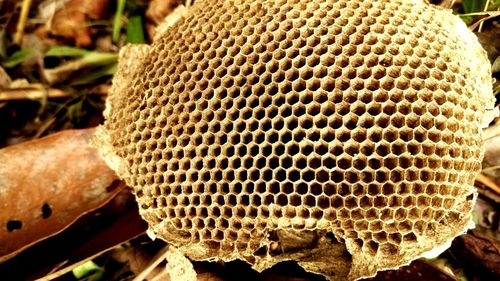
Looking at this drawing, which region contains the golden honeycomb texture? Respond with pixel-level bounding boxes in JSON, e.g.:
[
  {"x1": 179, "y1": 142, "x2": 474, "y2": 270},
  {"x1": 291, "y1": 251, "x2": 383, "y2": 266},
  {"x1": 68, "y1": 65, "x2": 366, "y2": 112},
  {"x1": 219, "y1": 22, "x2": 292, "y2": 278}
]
[{"x1": 94, "y1": 0, "x2": 496, "y2": 280}]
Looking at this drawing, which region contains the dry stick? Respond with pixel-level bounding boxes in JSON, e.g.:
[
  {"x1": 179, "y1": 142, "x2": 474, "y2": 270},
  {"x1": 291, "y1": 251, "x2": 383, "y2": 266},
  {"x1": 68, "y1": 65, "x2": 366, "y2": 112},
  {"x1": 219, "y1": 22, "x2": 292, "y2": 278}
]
[
  {"x1": 0, "y1": 86, "x2": 109, "y2": 101},
  {"x1": 150, "y1": 271, "x2": 170, "y2": 281},
  {"x1": 132, "y1": 245, "x2": 170, "y2": 281},
  {"x1": 37, "y1": 254, "x2": 99, "y2": 281},
  {"x1": 468, "y1": 11, "x2": 500, "y2": 31},
  {"x1": 478, "y1": 0, "x2": 490, "y2": 32},
  {"x1": 482, "y1": 165, "x2": 500, "y2": 173},
  {"x1": 439, "y1": 0, "x2": 456, "y2": 9},
  {"x1": 0, "y1": 87, "x2": 67, "y2": 101},
  {"x1": 14, "y1": 0, "x2": 33, "y2": 45},
  {"x1": 476, "y1": 173, "x2": 500, "y2": 195}
]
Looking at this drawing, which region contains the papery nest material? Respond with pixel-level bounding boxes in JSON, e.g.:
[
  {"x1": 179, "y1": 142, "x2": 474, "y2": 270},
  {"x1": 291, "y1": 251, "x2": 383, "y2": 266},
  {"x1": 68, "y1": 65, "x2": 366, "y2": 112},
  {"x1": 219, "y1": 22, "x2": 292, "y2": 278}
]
[{"x1": 93, "y1": 0, "x2": 498, "y2": 279}]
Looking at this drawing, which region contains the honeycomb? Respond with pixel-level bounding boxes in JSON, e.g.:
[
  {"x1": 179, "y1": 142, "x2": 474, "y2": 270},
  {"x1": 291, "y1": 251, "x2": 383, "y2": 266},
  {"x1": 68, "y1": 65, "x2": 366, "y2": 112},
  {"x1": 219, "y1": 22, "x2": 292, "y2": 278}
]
[{"x1": 94, "y1": 0, "x2": 496, "y2": 279}]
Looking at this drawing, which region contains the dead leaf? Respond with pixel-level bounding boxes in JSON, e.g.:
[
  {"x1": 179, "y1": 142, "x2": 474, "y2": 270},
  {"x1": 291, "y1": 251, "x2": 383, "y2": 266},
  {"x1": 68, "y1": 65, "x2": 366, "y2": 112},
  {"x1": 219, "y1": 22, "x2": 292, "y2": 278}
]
[
  {"x1": 365, "y1": 260, "x2": 456, "y2": 281},
  {"x1": 40, "y1": 190, "x2": 147, "y2": 280},
  {"x1": 448, "y1": 231, "x2": 500, "y2": 279},
  {"x1": 40, "y1": 0, "x2": 109, "y2": 47},
  {"x1": 146, "y1": 0, "x2": 179, "y2": 26},
  {"x1": 145, "y1": 0, "x2": 180, "y2": 40},
  {"x1": 0, "y1": 128, "x2": 121, "y2": 262},
  {"x1": 0, "y1": 187, "x2": 146, "y2": 280}
]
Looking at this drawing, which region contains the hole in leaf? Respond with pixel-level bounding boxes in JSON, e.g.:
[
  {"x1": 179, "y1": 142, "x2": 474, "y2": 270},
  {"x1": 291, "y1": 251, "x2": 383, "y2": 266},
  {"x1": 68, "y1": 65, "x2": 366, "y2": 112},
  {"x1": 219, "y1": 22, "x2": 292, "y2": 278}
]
[
  {"x1": 7, "y1": 220, "x2": 22, "y2": 232},
  {"x1": 42, "y1": 203, "x2": 52, "y2": 219}
]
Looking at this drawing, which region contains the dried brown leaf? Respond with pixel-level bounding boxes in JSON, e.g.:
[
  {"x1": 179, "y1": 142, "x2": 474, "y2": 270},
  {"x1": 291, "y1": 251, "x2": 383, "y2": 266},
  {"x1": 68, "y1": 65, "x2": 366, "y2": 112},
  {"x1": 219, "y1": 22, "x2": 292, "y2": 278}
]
[
  {"x1": 449, "y1": 232, "x2": 500, "y2": 279},
  {"x1": 0, "y1": 187, "x2": 146, "y2": 280},
  {"x1": 40, "y1": 192, "x2": 147, "y2": 280},
  {"x1": 0, "y1": 128, "x2": 121, "y2": 262},
  {"x1": 145, "y1": 0, "x2": 180, "y2": 40},
  {"x1": 45, "y1": 0, "x2": 109, "y2": 47},
  {"x1": 146, "y1": 0, "x2": 179, "y2": 25}
]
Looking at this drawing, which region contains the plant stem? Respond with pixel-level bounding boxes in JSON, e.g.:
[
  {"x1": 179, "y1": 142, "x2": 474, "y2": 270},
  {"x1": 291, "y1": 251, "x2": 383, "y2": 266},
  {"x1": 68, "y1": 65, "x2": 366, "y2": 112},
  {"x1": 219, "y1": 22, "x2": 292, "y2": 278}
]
[{"x1": 14, "y1": 0, "x2": 33, "y2": 45}]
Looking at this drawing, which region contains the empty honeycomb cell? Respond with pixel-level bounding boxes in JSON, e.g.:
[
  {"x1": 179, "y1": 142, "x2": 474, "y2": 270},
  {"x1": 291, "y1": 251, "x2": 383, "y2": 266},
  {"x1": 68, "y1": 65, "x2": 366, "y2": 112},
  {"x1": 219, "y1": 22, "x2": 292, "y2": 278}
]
[{"x1": 95, "y1": 0, "x2": 496, "y2": 280}]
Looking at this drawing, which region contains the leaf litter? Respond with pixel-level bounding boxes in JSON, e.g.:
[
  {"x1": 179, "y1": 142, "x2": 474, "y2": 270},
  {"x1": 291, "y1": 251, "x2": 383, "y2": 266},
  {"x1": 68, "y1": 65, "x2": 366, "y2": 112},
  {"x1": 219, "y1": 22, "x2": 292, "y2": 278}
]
[{"x1": 0, "y1": 0, "x2": 499, "y2": 280}]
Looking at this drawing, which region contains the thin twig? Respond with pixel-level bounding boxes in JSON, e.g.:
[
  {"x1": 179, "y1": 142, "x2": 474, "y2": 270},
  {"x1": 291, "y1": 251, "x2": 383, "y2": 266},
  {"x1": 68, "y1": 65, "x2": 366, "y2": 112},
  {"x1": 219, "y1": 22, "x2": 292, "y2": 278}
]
[
  {"x1": 482, "y1": 165, "x2": 500, "y2": 173},
  {"x1": 132, "y1": 245, "x2": 170, "y2": 281},
  {"x1": 439, "y1": 0, "x2": 456, "y2": 9},
  {"x1": 0, "y1": 87, "x2": 66, "y2": 100},
  {"x1": 37, "y1": 254, "x2": 99, "y2": 281},
  {"x1": 14, "y1": 0, "x2": 33, "y2": 45},
  {"x1": 468, "y1": 11, "x2": 500, "y2": 31},
  {"x1": 478, "y1": 0, "x2": 491, "y2": 32},
  {"x1": 0, "y1": 85, "x2": 108, "y2": 101},
  {"x1": 461, "y1": 11, "x2": 500, "y2": 16}
]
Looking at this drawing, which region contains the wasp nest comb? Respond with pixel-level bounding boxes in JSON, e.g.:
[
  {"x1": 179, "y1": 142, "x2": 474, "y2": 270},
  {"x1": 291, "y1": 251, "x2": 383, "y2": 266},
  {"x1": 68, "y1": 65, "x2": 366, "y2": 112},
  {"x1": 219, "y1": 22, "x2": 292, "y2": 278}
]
[{"x1": 94, "y1": 0, "x2": 496, "y2": 279}]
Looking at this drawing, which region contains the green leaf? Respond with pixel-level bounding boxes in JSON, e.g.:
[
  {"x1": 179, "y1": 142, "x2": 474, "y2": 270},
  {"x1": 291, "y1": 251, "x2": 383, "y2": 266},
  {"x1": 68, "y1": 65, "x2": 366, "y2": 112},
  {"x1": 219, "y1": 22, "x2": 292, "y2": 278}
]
[
  {"x1": 72, "y1": 260, "x2": 103, "y2": 279},
  {"x1": 113, "y1": 0, "x2": 127, "y2": 42},
  {"x1": 462, "y1": 0, "x2": 487, "y2": 13},
  {"x1": 66, "y1": 99, "x2": 84, "y2": 123},
  {"x1": 459, "y1": 14, "x2": 474, "y2": 25},
  {"x1": 43, "y1": 51, "x2": 117, "y2": 84},
  {"x1": 86, "y1": 20, "x2": 113, "y2": 27},
  {"x1": 80, "y1": 52, "x2": 118, "y2": 66},
  {"x1": 45, "y1": 46, "x2": 89, "y2": 57},
  {"x1": 2, "y1": 49, "x2": 33, "y2": 68},
  {"x1": 127, "y1": 14, "x2": 145, "y2": 44},
  {"x1": 71, "y1": 63, "x2": 117, "y2": 85}
]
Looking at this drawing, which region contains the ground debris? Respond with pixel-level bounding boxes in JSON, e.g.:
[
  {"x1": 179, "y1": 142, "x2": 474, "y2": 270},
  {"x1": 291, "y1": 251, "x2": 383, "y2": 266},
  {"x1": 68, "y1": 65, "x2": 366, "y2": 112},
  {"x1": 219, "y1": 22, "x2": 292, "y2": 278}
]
[{"x1": 36, "y1": 0, "x2": 110, "y2": 47}]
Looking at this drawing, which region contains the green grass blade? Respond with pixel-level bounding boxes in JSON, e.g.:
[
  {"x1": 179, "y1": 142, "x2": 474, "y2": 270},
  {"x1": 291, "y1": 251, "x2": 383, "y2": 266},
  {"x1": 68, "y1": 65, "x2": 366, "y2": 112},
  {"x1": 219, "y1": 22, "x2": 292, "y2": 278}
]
[
  {"x1": 112, "y1": 0, "x2": 127, "y2": 42},
  {"x1": 2, "y1": 48, "x2": 33, "y2": 68},
  {"x1": 45, "y1": 46, "x2": 89, "y2": 57},
  {"x1": 72, "y1": 260, "x2": 103, "y2": 279},
  {"x1": 71, "y1": 63, "x2": 117, "y2": 85},
  {"x1": 80, "y1": 52, "x2": 118, "y2": 66},
  {"x1": 126, "y1": 14, "x2": 145, "y2": 44},
  {"x1": 462, "y1": 0, "x2": 487, "y2": 13}
]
